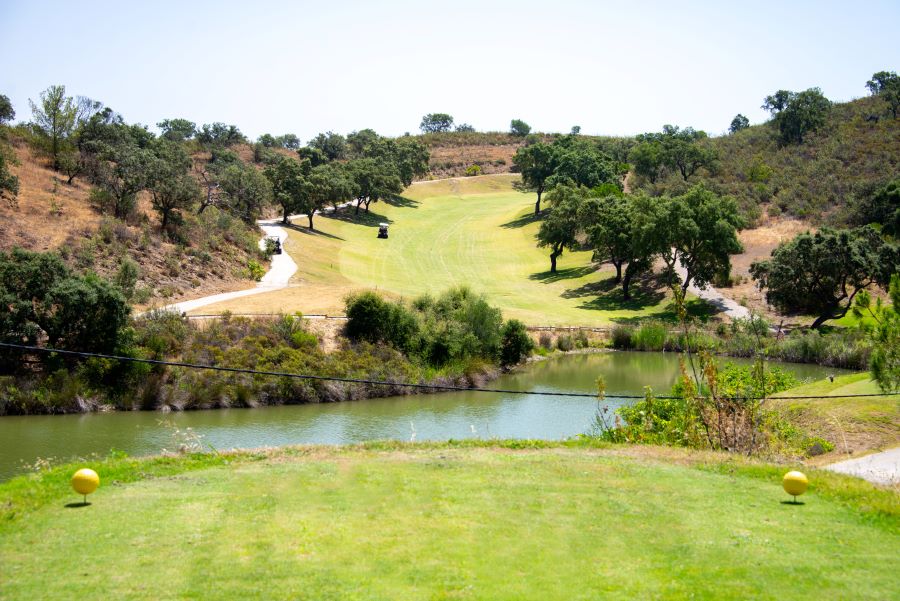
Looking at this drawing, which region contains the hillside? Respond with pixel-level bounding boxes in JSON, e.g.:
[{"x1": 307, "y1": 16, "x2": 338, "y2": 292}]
[
  {"x1": 0, "y1": 136, "x2": 267, "y2": 306},
  {"x1": 641, "y1": 95, "x2": 900, "y2": 224}
]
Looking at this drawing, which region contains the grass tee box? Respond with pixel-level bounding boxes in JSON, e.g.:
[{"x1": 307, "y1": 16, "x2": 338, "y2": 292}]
[
  {"x1": 1, "y1": 443, "x2": 897, "y2": 600},
  {"x1": 198, "y1": 175, "x2": 689, "y2": 325}
]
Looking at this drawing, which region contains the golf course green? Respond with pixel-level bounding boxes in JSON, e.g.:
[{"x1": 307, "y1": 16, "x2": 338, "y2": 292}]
[
  {"x1": 1, "y1": 443, "x2": 897, "y2": 600},
  {"x1": 199, "y1": 175, "x2": 687, "y2": 325}
]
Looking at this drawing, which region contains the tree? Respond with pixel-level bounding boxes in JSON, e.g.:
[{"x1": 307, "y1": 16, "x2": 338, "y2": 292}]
[
  {"x1": 0, "y1": 147, "x2": 19, "y2": 207},
  {"x1": 729, "y1": 114, "x2": 750, "y2": 134},
  {"x1": 852, "y1": 179, "x2": 900, "y2": 237},
  {"x1": 347, "y1": 158, "x2": 403, "y2": 214},
  {"x1": 500, "y1": 319, "x2": 533, "y2": 366},
  {"x1": 419, "y1": 113, "x2": 454, "y2": 133},
  {"x1": 762, "y1": 87, "x2": 831, "y2": 145},
  {"x1": 219, "y1": 163, "x2": 273, "y2": 223},
  {"x1": 196, "y1": 122, "x2": 246, "y2": 147},
  {"x1": 512, "y1": 142, "x2": 556, "y2": 215},
  {"x1": 455, "y1": 123, "x2": 475, "y2": 132},
  {"x1": 750, "y1": 227, "x2": 899, "y2": 328},
  {"x1": 303, "y1": 163, "x2": 354, "y2": 230},
  {"x1": 93, "y1": 136, "x2": 156, "y2": 218},
  {"x1": 659, "y1": 185, "x2": 744, "y2": 295},
  {"x1": 628, "y1": 140, "x2": 665, "y2": 183},
  {"x1": 866, "y1": 70, "x2": 900, "y2": 118},
  {"x1": 536, "y1": 185, "x2": 584, "y2": 273},
  {"x1": 510, "y1": 119, "x2": 531, "y2": 136},
  {"x1": 854, "y1": 274, "x2": 900, "y2": 392},
  {"x1": 551, "y1": 143, "x2": 620, "y2": 189},
  {"x1": 257, "y1": 133, "x2": 277, "y2": 148},
  {"x1": 581, "y1": 193, "x2": 657, "y2": 300},
  {"x1": 264, "y1": 156, "x2": 310, "y2": 224},
  {"x1": 570, "y1": 125, "x2": 581, "y2": 135},
  {"x1": 157, "y1": 118, "x2": 196, "y2": 141},
  {"x1": 308, "y1": 131, "x2": 346, "y2": 161},
  {"x1": 148, "y1": 139, "x2": 199, "y2": 231},
  {"x1": 29, "y1": 85, "x2": 77, "y2": 170},
  {"x1": 276, "y1": 133, "x2": 300, "y2": 149},
  {"x1": 346, "y1": 128, "x2": 380, "y2": 156},
  {"x1": 0, "y1": 94, "x2": 14, "y2": 125},
  {"x1": 0, "y1": 249, "x2": 130, "y2": 369}
]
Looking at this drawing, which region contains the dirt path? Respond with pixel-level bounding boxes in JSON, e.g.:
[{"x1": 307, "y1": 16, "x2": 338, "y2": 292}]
[{"x1": 824, "y1": 447, "x2": 900, "y2": 486}]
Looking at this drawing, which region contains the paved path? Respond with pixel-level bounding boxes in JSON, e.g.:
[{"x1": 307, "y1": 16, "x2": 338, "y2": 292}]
[
  {"x1": 824, "y1": 447, "x2": 900, "y2": 486},
  {"x1": 159, "y1": 220, "x2": 298, "y2": 314},
  {"x1": 673, "y1": 263, "x2": 751, "y2": 321}
]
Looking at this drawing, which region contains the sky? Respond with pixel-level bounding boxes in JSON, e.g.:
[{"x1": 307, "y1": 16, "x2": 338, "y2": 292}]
[{"x1": 1, "y1": 0, "x2": 898, "y2": 141}]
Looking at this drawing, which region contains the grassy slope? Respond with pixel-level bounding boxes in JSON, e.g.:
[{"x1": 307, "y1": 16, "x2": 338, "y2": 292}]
[
  {"x1": 199, "y1": 174, "x2": 690, "y2": 325},
  {"x1": 771, "y1": 374, "x2": 900, "y2": 460},
  {"x1": 1, "y1": 443, "x2": 897, "y2": 600}
]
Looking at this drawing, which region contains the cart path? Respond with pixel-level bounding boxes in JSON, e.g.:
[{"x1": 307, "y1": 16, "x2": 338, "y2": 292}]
[
  {"x1": 157, "y1": 220, "x2": 297, "y2": 314},
  {"x1": 673, "y1": 262, "x2": 751, "y2": 321},
  {"x1": 824, "y1": 447, "x2": 900, "y2": 486}
]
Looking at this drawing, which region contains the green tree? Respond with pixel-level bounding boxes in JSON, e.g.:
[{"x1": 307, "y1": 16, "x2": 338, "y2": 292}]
[
  {"x1": 0, "y1": 249, "x2": 130, "y2": 369},
  {"x1": 308, "y1": 131, "x2": 347, "y2": 161},
  {"x1": 264, "y1": 156, "x2": 311, "y2": 223},
  {"x1": 628, "y1": 140, "x2": 665, "y2": 183},
  {"x1": 536, "y1": 185, "x2": 584, "y2": 273},
  {"x1": 219, "y1": 163, "x2": 273, "y2": 223},
  {"x1": 419, "y1": 113, "x2": 454, "y2": 133},
  {"x1": 510, "y1": 119, "x2": 531, "y2": 136},
  {"x1": 659, "y1": 186, "x2": 744, "y2": 295},
  {"x1": 148, "y1": 139, "x2": 199, "y2": 231},
  {"x1": 455, "y1": 123, "x2": 475, "y2": 132},
  {"x1": 0, "y1": 145, "x2": 18, "y2": 207},
  {"x1": 853, "y1": 179, "x2": 900, "y2": 237},
  {"x1": 762, "y1": 88, "x2": 831, "y2": 145},
  {"x1": 29, "y1": 85, "x2": 77, "y2": 170},
  {"x1": 347, "y1": 157, "x2": 403, "y2": 215},
  {"x1": 866, "y1": 70, "x2": 900, "y2": 118},
  {"x1": 512, "y1": 143, "x2": 556, "y2": 214},
  {"x1": 276, "y1": 133, "x2": 300, "y2": 149},
  {"x1": 0, "y1": 94, "x2": 14, "y2": 125},
  {"x1": 729, "y1": 114, "x2": 750, "y2": 134},
  {"x1": 581, "y1": 193, "x2": 657, "y2": 300},
  {"x1": 94, "y1": 137, "x2": 156, "y2": 219},
  {"x1": 853, "y1": 275, "x2": 900, "y2": 392},
  {"x1": 196, "y1": 122, "x2": 246, "y2": 147},
  {"x1": 551, "y1": 143, "x2": 620, "y2": 189},
  {"x1": 157, "y1": 118, "x2": 196, "y2": 141},
  {"x1": 750, "y1": 227, "x2": 899, "y2": 328},
  {"x1": 499, "y1": 319, "x2": 533, "y2": 366}
]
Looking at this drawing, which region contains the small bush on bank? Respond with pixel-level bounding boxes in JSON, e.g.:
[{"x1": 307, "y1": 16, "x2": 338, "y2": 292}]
[
  {"x1": 631, "y1": 321, "x2": 668, "y2": 351},
  {"x1": 610, "y1": 324, "x2": 634, "y2": 349}
]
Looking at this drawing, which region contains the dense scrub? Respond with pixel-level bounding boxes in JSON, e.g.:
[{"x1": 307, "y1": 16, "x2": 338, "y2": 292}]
[{"x1": 0, "y1": 311, "x2": 500, "y2": 416}]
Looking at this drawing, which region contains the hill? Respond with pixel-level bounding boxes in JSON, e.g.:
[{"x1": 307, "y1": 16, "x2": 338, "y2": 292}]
[
  {"x1": 0, "y1": 134, "x2": 268, "y2": 306},
  {"x1": 638, "y1": 95, "x2": 900, "y2": 224},
  {"x1": 1, "y1": 442, "x2": 897, "y2": 600}
]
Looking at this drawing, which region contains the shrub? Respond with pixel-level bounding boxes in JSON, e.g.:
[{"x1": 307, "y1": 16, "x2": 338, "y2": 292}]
[
  {"x1": 344, "y1": 292, "x2": 419, "y2": 353},
  {"x1": 465, "y1": 164, "x2": 482, "y2": 177},
  {"x1": 610, "y1": 324, "x2": 634, "y2": 349},
  {"x1": 538, "y1": 332, "x2": 553, "y2": 350},
  {"x1": 556, "y1": 334, "x2": 574, "y2": 352},
  {"x1": 500, "y1": 320, "x2": 533, "y2": 366},
  {"x1": 247, "y1": 260, "x2": 265, "y2": 281}
]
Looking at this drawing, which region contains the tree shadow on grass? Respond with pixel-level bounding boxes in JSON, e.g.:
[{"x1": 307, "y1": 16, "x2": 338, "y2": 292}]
[
  {"x1": 383, "y1": 195, "x2": 420, "y2": 209},
  {"x1": 322, "y1": 207, "x2": 392, "y2": 228},
  {"x1": 282, "y1": 222, "x2": 344, "y2": 241},
  {"x1": 501, "y1": 211, "x2": 543, "y2": 229},
  {"x1": 611, "y1": 298, "x2": 718, "y2": 324},
  {"x1": 565, "y1": 276, "x2": 667, "y2": 312},
  {"x1": 529, "y1": 265, "x2": 597, "y2": 283}
]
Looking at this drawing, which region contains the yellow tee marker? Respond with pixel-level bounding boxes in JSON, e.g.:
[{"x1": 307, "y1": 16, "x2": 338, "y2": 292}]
[
  {"x1": 782, "y1": 470, "x2": 808, "y2": 503},
  {"x1": 71, "y1": 468, "x2": 100, "y2": 504}
]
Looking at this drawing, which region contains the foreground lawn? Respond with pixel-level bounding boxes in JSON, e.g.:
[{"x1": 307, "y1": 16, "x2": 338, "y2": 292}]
[
  {"x1": 2, "y1": 443, "x2": 897, "y2": 600},
  {"x1": 199, "y1": 175, "x2": 685, "y2": 325}
]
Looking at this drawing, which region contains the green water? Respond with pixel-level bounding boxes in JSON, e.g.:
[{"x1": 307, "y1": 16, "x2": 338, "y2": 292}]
[{"x1": 0, "y1": 352, "x2": 848, "y2": 480}]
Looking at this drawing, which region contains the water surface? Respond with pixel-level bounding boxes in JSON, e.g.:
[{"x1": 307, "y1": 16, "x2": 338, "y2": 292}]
[{"x1": 0, "y1": 352, "x2": 848, "y2": 480}]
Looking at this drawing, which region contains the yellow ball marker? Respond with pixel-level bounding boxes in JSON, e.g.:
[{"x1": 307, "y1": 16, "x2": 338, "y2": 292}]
[
  {"x1": 71, "y1": 468, "x2": 100, "y2": 504},
  {"x1": 782, "y1": 470, "x2": 808, "y2": 503}
]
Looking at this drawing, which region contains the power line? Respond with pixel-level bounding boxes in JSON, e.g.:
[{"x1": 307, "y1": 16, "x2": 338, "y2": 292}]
[{"x1": 1, "y1": 342, "x2": 898, "y2": 401}]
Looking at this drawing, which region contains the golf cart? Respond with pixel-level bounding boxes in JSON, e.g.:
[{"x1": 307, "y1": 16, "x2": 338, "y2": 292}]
[
  {"x1": 377, "y1": 223, "x2": 389, "y2": 239},
  {"x1": 266, "y1": 236, "x2": 282, "y2": 255}
]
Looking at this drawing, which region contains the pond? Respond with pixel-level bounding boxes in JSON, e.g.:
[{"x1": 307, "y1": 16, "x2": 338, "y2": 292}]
[{"x1": 0, "y1": 352, "x2": 850, "y2": 480}]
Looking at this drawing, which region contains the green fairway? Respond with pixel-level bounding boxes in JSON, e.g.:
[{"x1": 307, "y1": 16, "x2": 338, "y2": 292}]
[
  {"x1": 200, "y1": 175, "x2": 684, "y2": 325},
  {"x1": 2, "y1": 444, "x2": 897, "y2": 600}
]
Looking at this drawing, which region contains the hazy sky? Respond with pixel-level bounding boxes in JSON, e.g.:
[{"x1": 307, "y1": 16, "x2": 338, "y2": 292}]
[{"x1": 2, "y1": 0, "x2": 898, "y2": 141}]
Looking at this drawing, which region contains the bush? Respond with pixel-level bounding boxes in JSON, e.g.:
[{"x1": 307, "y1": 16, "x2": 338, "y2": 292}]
[
  {"x1": 465, "y1": 164, "x2": 482, "y2": 177},
  {"x1": 500, "y1": 320, "x2": 533, "y2": 366},
  {"x1": 538, "y1": 332, "x2": 553, "y2": 350},
  {"x1": 610, "y1": 324, "x2": 634, "y2": 349},
  {"x1": 247, "y1": 260, "x2": 265, "y2": 281},
  {"x1": 556, "y1": 334, "x2": 574, "y2": 352},
  {"x1": 344, "y1": 292, "x2": 419, "y2": 353}
]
